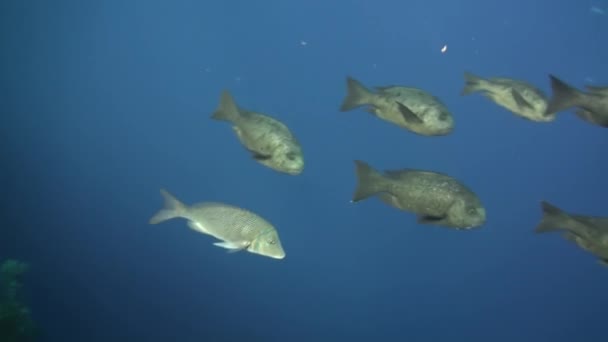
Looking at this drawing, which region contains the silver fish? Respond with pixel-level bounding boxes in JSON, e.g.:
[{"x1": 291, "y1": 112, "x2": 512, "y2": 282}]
[
  {"x1": 351, "y1": 160, "x2": 486, "y2": 230},
  {"x1": 340, "y1": 76, "x2": 454, "y2": 136},
  {"x1": 535, "y1": 201, "x2": 608, "y2": 266},
  {"x1": 212, "y1": 91, "x2": 304, "y2": 175},
  {"x1": 461, "y1": 71, "x2": 553, "y2": 122},
  {"x1": 149, "y1": 189, "x2": 285, "y2": 259}
]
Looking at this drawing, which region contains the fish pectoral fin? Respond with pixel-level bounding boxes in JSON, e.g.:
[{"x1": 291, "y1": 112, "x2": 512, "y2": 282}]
[
  {"x1": 511, "y1": 89, "x2": 533, "y2": 110},
  {"x1": 396, "y1": 102, "x2": 423, "y2": 124},
  {"x1": 213, "y1": 241, "x2": 250, "y2": 253},
  {"x1": 251, "y1": 151, "x2": 272, "y2": 160},
  {"x1": 243, "y1": 147, "x2": 272, "y2": 160},
  {"x1": 417, "y1": 215, "x2": 446, "y2": 224}
]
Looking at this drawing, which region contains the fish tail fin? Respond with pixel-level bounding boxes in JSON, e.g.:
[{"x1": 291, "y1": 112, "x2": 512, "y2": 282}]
[
  {"x1": 340, "y1": 76, "x2": 373, "y2": 111},
  {"x1": 535, "y1": 201, "x2": 568, "y2": 233},
  {"x1": 352, "y1": 160, "x2": 386, "y2": 202},
  {"x1": 545, "y1": 75, "x2": 584, "y2": 115},
  {"x1": 211, "y1": 90, "x2": 241, "y2": 123},
  {"x1": 149, "y1": 189, "x2": 187, "y2": 224},
  {"x1": 461, "y1": 71, "x2": 485, "y2": 95}
]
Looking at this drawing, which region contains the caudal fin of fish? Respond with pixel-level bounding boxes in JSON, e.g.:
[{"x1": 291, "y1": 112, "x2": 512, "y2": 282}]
[
  {"x1": 340, "y1": 76, "x2": 373, "y2": 112},
  {"x1": 352, "y1": 160, "x2": 386, "y2": 203},
  {"x1": 461, "y1": 71, "x2": 485, "y2": 95},
  {"x1": 149, "y1": 189, "x2": 188, "y2": 224},
  {"x1": 535, "y1": 201, "x2": 569, "y2": 233},
  {"x1": 211, "y1": 90, "x2": 241, "y2": 123},
  {"x1": 545, "y1": 74, "x2": 584, "y2": 115}
]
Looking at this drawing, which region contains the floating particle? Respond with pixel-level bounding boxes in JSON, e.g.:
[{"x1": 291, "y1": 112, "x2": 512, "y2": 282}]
[{"x1": 590, "y1": 6, "x2": 605, "y2": 15}]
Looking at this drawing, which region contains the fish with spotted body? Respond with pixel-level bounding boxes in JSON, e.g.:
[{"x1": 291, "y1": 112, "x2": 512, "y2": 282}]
[
  {"x1": 212, "y1": 90, "x2": 304, "y2": 175},
  {"x1": 535, "y1": 201, "x2": 608, "y2": 266},
  {"x1": 351, "y1": 160, "x2": 486, "y2": 230},
  {"x1": 544, "y1": 75, "x2": 608, "y2": 128},
  {"x1": 339, "y1": 76, "x2": 454, "y2": 136},
  {"x1": 461, "y1": 71, "x2": 554, "y2": 122},
  {"x1": 149, "y1": 189, "x2": 285, "y2": 259}
]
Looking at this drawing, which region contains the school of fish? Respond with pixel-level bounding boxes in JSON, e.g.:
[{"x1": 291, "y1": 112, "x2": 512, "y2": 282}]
[{"x1": 147, "y1": 67, "x2": 608, "y2": 266}]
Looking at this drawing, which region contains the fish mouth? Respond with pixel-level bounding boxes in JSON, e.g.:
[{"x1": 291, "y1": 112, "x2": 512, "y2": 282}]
[
  {"x1": 283, "y1": 167, "x2": 303, "y2": 175},
  {"x1": 269, "y1": 252, "x2": 286, "y2": 259}
]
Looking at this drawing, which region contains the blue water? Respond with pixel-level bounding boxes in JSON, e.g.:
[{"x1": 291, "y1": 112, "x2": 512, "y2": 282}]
[{"x1": 2, "y1": 0, "x2": 607, "y2": 341}]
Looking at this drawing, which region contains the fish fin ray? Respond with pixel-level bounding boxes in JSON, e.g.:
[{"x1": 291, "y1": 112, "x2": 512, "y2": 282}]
[
  {"x1": 212, "y1": 90, "x2": 241, "y2": 122},
  {"x1": 351, "y1": 160, "x2": 386, "y2": 202},
  {"x1": 461, "y1": 71, "x2": 484, "y2": 95},
  {"x1": 545, "y1": 75, "x2": 583, "y2": 115},
  {"x1": 340, "y1": 76, "x2": 373, "y2": 111},
  {"x1": 149, "y1": 189, "x2": 187, "y2": 224},
  {"x1": 535, "y1": 201, "x2": 567, "y2": 233}
]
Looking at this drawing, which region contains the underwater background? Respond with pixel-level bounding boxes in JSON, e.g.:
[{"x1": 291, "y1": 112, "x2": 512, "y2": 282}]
[{"x1": 1, "y1": 0, "x2": 608, "y2": 341}]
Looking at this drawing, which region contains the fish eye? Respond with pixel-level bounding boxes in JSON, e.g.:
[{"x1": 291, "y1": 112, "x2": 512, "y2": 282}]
[
  {"x1": 438, "y1": 112, "x2": 448, "y2": 121},
  {"x1": 467, "y1": 207, "x2": 477, "y2": 215},
  {"x1": 268, "y1": 239, "x2": 276, "y2": 245},
  {"x1": 286, "y1": 152, "x2": 296, "y2": 160}
]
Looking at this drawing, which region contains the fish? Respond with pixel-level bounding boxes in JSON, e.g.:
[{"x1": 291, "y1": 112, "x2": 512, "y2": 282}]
[
  {"x1": 562, "y1": 233, "x2": 608, "y2": 267},
  {"x1": 535, "y1": 201, "x2": 608, "y2": 265},
  {"x1": 212, "y1": 90, "x2": 304, "y2": 175},
  {"x1": 575, "y1": 85, "x2": 608, "y2": 127},
  {"x1": 586, "y1": 85, "x2": 608, "y2": 96},
  {"x1": 544, "y1": 74, "x2": 608, "y2": 128},
  {"x1": 149, "y1": 189, "x2": 286, "y2": 259},
  {"x1": 339, "y1": 76, "x2": 454, "y2": 136},
  {"x1": 574, "y1": 109, "x2": 608, "y2": 127},
  {"x1": 351, "y1": 160, "x2": 486, "y2": 229},
  {"x1": 461, "y1": 71, "x2": 554, "y2": 122}
]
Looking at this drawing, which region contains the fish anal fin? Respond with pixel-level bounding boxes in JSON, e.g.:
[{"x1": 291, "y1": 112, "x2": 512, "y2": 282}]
[{"x1": 187, "y1": 221, "x2": 209, "y2": 234}]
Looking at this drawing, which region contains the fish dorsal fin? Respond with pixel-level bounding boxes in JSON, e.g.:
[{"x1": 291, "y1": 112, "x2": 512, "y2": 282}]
[
  {"x1": 396, "y1": 102, "x2": 423, "y2": 124},
  {"x1": 383, "y1": 169, "x2": 414, "y2": 179},
  {"x1": 511, "y1": 89, "x2": 533, "y2": 109},
  {"x1": 384, "y1": 169, "x2": 444, "y2": 180},
  {"x1": 375, "y1": 85, "x2": 399, "y2": 92}
]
